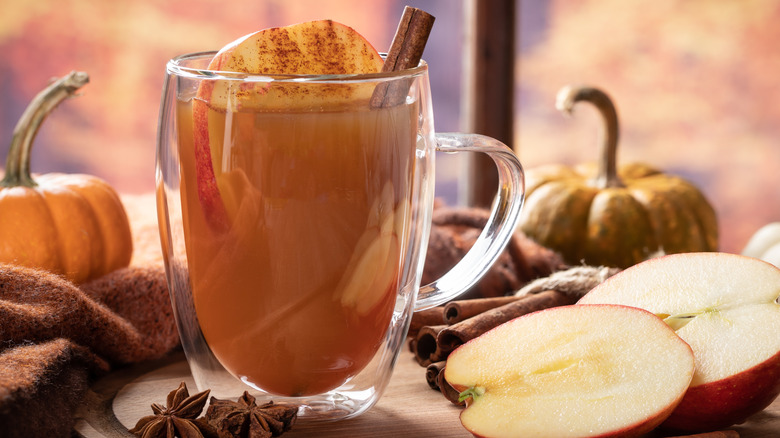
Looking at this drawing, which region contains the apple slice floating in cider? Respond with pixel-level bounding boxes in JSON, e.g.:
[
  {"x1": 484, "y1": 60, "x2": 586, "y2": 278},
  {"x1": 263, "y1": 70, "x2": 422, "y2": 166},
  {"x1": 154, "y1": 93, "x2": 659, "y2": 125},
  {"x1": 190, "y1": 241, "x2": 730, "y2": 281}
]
[
  {"x1": 579, "y1": 252, "x2": 780, "y2": 432},
  {"x1": 192, "y1": 20, "x2": 385, "y2": 231},
  {"x1": 336, "y1": 182, "x2": 410, "y2": 316},
  {"x1": 445, "y1": 304, "x2": 695, "y2": 438}
]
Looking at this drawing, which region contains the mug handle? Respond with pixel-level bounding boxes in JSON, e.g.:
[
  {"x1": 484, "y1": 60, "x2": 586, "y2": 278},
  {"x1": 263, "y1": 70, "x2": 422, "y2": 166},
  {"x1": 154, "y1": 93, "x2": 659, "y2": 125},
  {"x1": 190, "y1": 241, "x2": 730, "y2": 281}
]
[{"x1": 414, "y1": 133, "x2": 525, "y2": 311}]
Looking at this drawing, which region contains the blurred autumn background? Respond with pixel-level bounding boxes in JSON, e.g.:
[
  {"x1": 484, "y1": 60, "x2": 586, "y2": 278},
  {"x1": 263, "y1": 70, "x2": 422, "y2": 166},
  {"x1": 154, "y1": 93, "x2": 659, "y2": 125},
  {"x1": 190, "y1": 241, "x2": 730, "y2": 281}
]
[{"x1": 1, "y1": 0, "x2": 778, "y2": 254}]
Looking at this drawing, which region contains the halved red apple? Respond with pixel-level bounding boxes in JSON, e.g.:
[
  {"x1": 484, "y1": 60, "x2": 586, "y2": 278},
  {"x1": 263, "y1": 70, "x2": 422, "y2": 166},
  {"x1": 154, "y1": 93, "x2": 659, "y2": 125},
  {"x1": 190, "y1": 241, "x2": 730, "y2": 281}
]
[
  {"x1": 445, "y1": 304, "x2": 695, "y2": 438},
  {"x1": 192, "y1": 20, "x2": 385, "y2": 231},
  {"x1": 579, "y1": 252, "x2": 780, "y2": 432}
]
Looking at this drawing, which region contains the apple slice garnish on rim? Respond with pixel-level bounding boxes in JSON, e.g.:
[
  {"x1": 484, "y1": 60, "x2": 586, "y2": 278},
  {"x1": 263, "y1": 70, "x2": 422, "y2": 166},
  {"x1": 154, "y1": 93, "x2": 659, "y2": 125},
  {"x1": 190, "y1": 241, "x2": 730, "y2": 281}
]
[
  {"x1": 444, "y1": 304, "x2": 695, "y2": 438},
  {"x1": 192, "y1": 20, "x2": 385, "y2": 232},
  {"x1": 579, "y1": 252, "x2": 780, "y2": 432}
]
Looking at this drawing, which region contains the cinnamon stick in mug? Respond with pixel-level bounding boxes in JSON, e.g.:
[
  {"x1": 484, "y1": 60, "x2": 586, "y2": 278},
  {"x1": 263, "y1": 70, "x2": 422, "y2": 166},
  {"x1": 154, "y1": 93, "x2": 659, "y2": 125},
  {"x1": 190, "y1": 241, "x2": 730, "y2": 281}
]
[
  {"x1": 371, "y1": 6, "x2": 435, "y2": 108},
  {"x1": 437, "y1": 290, "x2": 577, "y2": 352}
]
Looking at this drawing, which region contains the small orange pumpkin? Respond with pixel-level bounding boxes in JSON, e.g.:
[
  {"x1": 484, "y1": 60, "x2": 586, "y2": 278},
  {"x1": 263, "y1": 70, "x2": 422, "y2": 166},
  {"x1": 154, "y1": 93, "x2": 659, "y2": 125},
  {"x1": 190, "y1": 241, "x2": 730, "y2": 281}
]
[
  {"x1": 0, "y1": 71, "x2": 132, "y2": 283},
  {"x1": 518, "y1": 85, "x2": 718, "y2": 269}
]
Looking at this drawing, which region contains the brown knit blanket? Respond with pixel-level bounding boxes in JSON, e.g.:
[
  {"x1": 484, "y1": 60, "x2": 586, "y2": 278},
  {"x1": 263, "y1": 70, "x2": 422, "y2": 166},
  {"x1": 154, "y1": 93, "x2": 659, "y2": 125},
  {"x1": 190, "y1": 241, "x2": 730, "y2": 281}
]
[
  {"x1": 0, "y1": 193, "x2": 176, "y2": 437},
  {"x1": 0, "y1": 195, "x2": 563, "y2": 437}
]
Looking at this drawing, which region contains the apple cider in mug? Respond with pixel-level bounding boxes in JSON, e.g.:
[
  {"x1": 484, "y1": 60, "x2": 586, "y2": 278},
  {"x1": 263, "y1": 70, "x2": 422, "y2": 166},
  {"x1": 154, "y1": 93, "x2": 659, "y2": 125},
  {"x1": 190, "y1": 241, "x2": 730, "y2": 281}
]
[{"x1": 175, "y1": 90, "x2": 418, "y2": 396}]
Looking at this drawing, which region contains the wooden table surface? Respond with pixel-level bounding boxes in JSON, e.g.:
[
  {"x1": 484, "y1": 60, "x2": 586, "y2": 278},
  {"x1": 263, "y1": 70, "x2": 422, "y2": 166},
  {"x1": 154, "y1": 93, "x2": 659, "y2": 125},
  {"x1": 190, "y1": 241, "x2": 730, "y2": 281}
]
[{"x1": 74, "y1": 349, "x2": 780, "y2": 437}]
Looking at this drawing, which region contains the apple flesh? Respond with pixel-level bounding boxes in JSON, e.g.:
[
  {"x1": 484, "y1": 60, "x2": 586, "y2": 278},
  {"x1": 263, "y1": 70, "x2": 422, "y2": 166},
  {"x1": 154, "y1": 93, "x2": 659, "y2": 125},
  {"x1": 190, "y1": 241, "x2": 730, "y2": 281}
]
[
  {"x1": 578, "y1": 252, "x2": 780, "y2": 432},
  {"x1": 192, "y1": 20, "x2": 385, "y2": 231},
  {"x1": 336, "y1": 182, "x2": 409, "y2": 316},
  {"x1": 742, "y1": 222, "x2": 780, "y2": 267},
  {"x1": 444, "y1": 304, "x2": 695, "y2": 438}
]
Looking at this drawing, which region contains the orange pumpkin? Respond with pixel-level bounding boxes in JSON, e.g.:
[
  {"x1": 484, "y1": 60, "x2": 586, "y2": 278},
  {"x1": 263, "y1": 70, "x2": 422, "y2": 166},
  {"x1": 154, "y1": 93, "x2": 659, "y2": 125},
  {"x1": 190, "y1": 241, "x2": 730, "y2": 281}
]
[
  {"x1": 0, "y1": 71, "x2": 132, "y2": 283},
  {"x1": 518, "y1": 86, "x2": 718, "y2": 269}
]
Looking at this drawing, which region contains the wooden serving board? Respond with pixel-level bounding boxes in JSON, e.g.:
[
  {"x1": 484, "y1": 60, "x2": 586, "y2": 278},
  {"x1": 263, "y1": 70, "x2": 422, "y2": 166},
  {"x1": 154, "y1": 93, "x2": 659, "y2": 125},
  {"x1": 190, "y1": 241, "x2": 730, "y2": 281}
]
[{"x1": 74, "y1": 349, "x2": 780, "y2": 437}]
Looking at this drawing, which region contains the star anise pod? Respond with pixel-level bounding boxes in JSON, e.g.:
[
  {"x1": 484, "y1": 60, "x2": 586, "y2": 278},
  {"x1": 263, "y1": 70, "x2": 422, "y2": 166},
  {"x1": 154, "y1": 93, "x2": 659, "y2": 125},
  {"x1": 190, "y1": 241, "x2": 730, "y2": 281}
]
[
  {"x1": 205, "y1": 391, "x2": 298, "y2": 438},
  {"x1": 130, "y1": 381, "x2": 216, "y2": 438}
]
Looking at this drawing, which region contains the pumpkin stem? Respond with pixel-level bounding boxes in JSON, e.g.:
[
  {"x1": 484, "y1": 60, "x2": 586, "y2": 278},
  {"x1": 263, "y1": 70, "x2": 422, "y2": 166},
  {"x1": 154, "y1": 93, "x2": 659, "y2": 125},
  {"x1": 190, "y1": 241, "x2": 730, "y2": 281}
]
[
  {"x1": 1, "y1": 71, "x2": 90, "y2": 188},
  {"x1": 556, "y1": 85, "x2": 623, "y2": 189}
]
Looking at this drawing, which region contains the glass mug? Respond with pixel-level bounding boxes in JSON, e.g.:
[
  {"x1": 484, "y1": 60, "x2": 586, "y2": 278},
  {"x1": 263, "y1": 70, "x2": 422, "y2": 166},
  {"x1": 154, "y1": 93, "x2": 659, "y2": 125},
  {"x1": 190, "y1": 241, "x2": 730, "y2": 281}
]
[{"x1": 156, "y1": 51, "x2": 524, "y2": 422}]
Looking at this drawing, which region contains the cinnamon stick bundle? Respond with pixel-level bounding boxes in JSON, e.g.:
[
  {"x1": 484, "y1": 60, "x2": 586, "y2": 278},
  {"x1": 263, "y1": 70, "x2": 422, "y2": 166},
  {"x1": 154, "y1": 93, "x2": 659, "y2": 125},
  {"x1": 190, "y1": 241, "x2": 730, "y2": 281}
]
[
  {"x1": 407, "y1": 337, "x2": 416, "y2": 353},
  {"x1": 413, "y1": 295, "x2": 547, "y2": 365},
  {"x1": 443, "y1": 296, "x2": 522, "y2": 325},
  {"x1": 413, "y1": 324, "x2": 451, "y2": 367},
  {"x1": 436, "y1": 367, "x2": 464, "y2": 406},
  {"x1": 423, "y1": 356, "x2": 462, "y2": 406},
  {"x1": 425, "y1": 361, "x2": 446, "y2": 390},
  {"x1": 437, "y1": 290, "x2": 578, "y2": 353},
  {"x1": 407, "y1": 305, "x2": 445, "y2": 339},
  {"x1": 409, "y1": 290, "x2": 578, "y2": 366},
  {"x1": 409, "y1": 295, "x2": 527, "y2": 338}
]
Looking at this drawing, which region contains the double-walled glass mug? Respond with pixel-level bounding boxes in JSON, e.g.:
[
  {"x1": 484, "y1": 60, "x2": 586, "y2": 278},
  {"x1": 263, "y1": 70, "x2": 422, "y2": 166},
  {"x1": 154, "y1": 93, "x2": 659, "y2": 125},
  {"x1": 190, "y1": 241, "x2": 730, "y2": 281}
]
[{"x1": 156, "y1": 51, "x2": 525, "y2": 422}]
